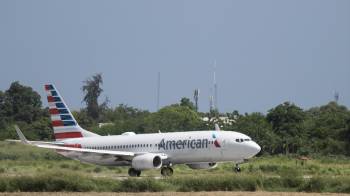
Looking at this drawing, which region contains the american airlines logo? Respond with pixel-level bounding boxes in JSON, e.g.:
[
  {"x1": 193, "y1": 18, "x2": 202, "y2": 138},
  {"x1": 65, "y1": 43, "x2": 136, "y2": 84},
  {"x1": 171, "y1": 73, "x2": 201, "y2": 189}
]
[
  {"x1": 212, "y1": 133, "x2": 221, "y2": 148},
  {"x1": 158, "y1": 133, "x2": 221, "y2": 150},
  {"x1": 158, "y1": 138, "x2": 209, "y2": 150}
]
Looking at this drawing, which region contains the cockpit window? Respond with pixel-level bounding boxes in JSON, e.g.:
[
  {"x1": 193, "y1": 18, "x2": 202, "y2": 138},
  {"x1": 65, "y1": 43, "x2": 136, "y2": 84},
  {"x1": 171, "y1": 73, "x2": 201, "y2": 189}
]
[{"x1": 235, "y1": 138, "x2": 251, "y2": 143}]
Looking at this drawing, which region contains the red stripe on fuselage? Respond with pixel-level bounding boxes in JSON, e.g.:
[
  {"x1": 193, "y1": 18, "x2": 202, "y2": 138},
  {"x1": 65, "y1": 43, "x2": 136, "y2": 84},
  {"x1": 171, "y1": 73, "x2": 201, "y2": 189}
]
[
  {"x1": 45, "y1": 85, "x2": 51, "y2": 91},
  {"x1": 55, "y1": 132, "x2": 83, "y2": 139},
  {"x1": 63, "y1": 143, "x2": 82, "y2": 148}
]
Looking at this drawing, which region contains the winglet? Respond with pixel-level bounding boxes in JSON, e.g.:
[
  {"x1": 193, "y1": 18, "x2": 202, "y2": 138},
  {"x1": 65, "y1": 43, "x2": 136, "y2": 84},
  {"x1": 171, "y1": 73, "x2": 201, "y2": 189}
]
[
  {"x1": 14, "y1": 125, "x2": 30, "y2": 144},
  {"x1": 214, "y1": 123, "x2": 220, "y2": 131}
]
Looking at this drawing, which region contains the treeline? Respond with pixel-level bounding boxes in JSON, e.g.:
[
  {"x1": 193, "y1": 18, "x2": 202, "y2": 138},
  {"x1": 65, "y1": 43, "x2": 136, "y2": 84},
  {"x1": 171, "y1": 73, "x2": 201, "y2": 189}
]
[{"x1": 0, "y1": 74, "x2": 349, "y2": 156}]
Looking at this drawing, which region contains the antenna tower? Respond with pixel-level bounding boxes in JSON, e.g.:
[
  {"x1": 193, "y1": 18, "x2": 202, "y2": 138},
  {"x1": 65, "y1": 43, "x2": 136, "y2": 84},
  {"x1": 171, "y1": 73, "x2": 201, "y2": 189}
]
[
  {"x1": 334, "y1": 91, "x2": 339, "y2": 103},
  {"x1": 157, "y1": 72, "x2": 160, "y2": 111},
  {"x1": 194, "y1": 89, "x2": 199, "y2": 111},
  {"x1": 213, "y1": 60, "x2": 218, "y2": 111}
]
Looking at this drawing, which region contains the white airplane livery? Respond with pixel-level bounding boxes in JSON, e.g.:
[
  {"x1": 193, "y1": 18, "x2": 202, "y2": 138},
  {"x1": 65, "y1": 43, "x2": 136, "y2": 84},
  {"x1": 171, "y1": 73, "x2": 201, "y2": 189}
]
[{"x1": 13, "y1": 84, "x2": 261, "y2": 176}]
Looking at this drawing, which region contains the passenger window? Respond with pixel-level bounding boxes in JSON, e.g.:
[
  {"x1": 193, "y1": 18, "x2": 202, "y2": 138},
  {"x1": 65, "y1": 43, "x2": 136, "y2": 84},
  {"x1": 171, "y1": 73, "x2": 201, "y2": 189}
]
[{"x1": 236, "y1": 139, "x2": 239, "y2": 142}]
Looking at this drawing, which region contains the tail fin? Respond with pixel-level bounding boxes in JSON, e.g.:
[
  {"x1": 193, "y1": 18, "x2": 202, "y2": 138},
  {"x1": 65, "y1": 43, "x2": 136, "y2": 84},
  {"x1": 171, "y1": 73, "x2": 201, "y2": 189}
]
[{"x1": 44, "y1": 84, "x2": 99, "y2": 140}]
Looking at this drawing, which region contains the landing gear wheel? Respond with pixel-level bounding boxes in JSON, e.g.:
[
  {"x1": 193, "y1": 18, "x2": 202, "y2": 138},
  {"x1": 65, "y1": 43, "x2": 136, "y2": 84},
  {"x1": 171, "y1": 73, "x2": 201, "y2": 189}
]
[
  {"x1": 161, "y1": 167, "x2": 173, "y2": 176},
  {"x1": 128, "y1": 168, "x2": 141, "y2": 177},
  {"x1": 234, "y1": 164, "x2": 241, "y2": 173}
]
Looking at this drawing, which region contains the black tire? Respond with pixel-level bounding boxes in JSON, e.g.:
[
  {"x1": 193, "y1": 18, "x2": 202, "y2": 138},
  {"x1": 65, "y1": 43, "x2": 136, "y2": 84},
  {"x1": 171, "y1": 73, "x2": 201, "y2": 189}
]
[
  {"x1": 161, "y1": 167, "x2": 173, "y2": 176},
  {"x1": 235, "y1": 167, "x2": 241, "y2": 172},
  {"x1": 128, "y1": 168, "x2": 141, "y2": 177},
  {"x1": 137, "y1": 170, "x2": 141, "y2": 177}
]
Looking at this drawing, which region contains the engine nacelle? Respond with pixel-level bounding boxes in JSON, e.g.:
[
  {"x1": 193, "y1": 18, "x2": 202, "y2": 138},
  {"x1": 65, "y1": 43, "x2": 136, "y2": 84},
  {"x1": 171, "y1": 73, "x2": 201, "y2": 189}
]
[
  {"x1": 187, "y1": 162, "x2": 217, "y2": 169},
  {"x1": 131, "y1": 153, "x2": 162, "y2": 170}
]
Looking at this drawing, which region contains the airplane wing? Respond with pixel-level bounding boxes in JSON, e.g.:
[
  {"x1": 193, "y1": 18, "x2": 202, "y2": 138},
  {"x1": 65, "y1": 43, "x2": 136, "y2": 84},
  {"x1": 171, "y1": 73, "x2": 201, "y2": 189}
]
[{"x1": 36, "y1": 144, "x2": 134, "y2": 156}]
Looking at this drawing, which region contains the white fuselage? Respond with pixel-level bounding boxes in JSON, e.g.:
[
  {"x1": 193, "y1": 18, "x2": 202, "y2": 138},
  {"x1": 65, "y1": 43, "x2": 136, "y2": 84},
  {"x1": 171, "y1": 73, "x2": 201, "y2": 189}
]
[{"x1": 58, "y1": 130, "x2": 261, "y2": 167}]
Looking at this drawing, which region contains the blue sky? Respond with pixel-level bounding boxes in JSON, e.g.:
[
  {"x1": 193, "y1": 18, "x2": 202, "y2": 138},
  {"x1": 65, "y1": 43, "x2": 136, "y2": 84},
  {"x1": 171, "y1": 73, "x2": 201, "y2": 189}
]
[{"x1": 0, "y1": 0, "x2": 349, "y2": 113}]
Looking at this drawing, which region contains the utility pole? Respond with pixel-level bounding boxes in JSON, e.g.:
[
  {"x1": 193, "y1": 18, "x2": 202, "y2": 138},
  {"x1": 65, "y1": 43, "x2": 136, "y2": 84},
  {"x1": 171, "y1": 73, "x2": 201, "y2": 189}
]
[
  {"x1": 157, "y1": 72, "x2": 160, "y2": 111},
  {"x1": 213, "y1": 60, "x2": 218, "y2": 111},
  {"x1": 334, "y1": 91, "x2": 339, "y2": 103},
  {"x1": 194, "y1": 89, "x2": 199, "y2": 111}
]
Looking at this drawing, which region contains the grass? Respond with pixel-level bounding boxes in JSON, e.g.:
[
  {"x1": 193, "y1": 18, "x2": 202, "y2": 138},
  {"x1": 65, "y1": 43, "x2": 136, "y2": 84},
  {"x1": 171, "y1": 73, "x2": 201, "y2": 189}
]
[
  {"x1": 0, "y1": 141, "x2": 350, "y2": 193},
  {"x1": 0, "y1": 192, "x2": 349, "y2": 196}
]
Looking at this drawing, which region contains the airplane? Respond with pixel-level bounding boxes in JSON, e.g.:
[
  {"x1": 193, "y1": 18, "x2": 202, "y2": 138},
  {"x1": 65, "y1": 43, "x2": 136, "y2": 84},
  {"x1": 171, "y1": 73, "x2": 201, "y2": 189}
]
[{"x1": 12, "y1": 84, "x2": 261, "y2": 177}]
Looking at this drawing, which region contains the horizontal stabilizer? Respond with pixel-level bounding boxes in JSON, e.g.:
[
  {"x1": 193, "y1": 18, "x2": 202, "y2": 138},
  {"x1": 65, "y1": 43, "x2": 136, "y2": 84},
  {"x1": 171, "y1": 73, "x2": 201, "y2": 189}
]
[{"x1": 14, "y1": 125, "x2": 30, "y2": 144}]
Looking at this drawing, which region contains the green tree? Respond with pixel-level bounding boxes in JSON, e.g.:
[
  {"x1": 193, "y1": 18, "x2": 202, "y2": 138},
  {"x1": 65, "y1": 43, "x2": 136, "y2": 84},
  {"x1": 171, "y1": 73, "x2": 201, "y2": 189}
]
[
  {"x1": 144, "y1": 105, "x2": 202, "y2": 132},
  {"x1": 99, "y1": 104, "x2": 149, "y2": 135},
  {"x1": 82, "y1": 73, "x2": 105, "y2": 121},
  {"x1": 234, "y1": 112, "x2": 279, "y2": 154},
  {"x1": 180, "y1": 97, "x2": 195, "y2": 110},
  {"x1": 73, "y1": 109, "x2": 95, "y2": 129},
  {"x1": 267, "y1": 102, "x2": 306, "y2": 154},
  {"x1": 305, "y1": 102, "x2": 350, "y2": 155},
  {"x1": 0, "y1": 90, "x2": 5, "y2": 127},
  {"x1": 3, "y1": 81, "x2": 42, "y2": 123}
]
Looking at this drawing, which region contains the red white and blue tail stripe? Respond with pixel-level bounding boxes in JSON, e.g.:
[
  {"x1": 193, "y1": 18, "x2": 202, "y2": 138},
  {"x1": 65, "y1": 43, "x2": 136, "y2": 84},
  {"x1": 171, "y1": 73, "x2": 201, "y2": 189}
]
[{"x1": 45, "y1": 84, "x2": 99, "y2": 140}]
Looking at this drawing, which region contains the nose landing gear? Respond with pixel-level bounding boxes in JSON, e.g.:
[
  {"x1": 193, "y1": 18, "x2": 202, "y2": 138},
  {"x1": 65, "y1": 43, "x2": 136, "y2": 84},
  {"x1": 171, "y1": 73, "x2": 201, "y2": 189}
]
[{"x1": 234, "y1": 164, "x2": 241, "y2": 172}]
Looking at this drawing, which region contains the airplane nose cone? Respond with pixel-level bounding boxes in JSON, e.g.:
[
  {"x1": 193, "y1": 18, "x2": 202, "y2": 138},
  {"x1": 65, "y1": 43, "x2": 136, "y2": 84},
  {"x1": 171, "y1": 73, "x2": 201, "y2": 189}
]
[
  {"x1": 246, "y1": 141, "x2": 261, "y2": 158},
  {"x1": 254, "y1": 142, "x2": 261, "y2": 154}
]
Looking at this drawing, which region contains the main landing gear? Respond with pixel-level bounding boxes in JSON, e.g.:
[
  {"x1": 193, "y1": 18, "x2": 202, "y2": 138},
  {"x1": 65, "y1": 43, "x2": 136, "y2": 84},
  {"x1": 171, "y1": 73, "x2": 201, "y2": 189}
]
[
  {"x1": 234, "y1": 164, "x2": 241, "y2": 172},
  {"x1": 161, "y1": 166, "x2": 173, "y2": 177},
  {"x1": 128, "y1": 167, "x2": 174, "y2": 177},
  {"x1": 128, "y1": 168, "x2": 141, "y2": 177}
]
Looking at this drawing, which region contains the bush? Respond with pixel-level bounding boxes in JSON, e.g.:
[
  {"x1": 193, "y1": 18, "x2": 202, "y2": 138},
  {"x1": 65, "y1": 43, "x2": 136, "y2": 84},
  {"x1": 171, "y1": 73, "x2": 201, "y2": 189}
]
[
  {"x1": 299, "y1": 177, "x2": 325, "y2": 192},
  {"x1": 278, "y1": 166, "x2": 303, "y2": 188},
  {"x1": 93, "y1": 167, "x2": 102, "y2": 173},
  {"x1": 327, "y1": 177, "x2": 350, "y2": 193},
  {"x1": 259, "y1": 164, "x2": 279, "y2": 172},
  {"x1": 0, "y1": 152, "x2": 18, "y2": 160},
  {"x1": 306, "y1": 164, "x2": 320, "y2": 174},
  {"x1": 0, "y1": 172, "x2": 98, "y2": 192},
  {"x1": 59, "y1": 163, "x2": 70, "y2": 169},
  {"x1": 169, "y1": 175, "x2": 258, "y2": 192},
  {"x1": 116, "y1": 178, "x2": 167, "y2": 192},
  {"x1": 262, "y1": 177, "x2": 282, "y2": 191}
]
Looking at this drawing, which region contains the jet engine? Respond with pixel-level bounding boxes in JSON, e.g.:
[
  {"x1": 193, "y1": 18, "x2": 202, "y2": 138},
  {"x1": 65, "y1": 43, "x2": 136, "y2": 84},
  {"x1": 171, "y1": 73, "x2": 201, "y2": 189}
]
[
  {"x1": 131, "y1": 153, "x2": 162, "y2": 170},
  {"x1": 187, "y1": 162, "x2": 217, "y2": 169}
]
